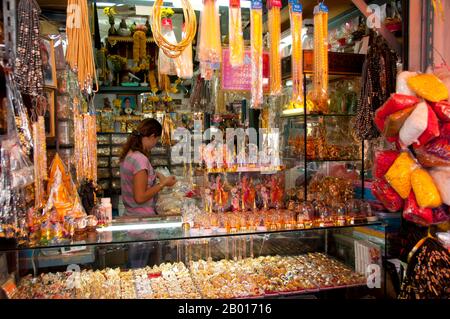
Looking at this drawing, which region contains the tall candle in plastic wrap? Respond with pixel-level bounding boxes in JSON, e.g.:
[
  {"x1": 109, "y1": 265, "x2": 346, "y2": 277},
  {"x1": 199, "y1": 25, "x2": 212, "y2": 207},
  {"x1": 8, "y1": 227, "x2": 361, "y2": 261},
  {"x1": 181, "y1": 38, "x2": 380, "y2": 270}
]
[
  {"x1": 289, "y1": 0, "x2": 304, "y2": 105},
  {"x1": 268, "y1": 0, "x2": 282, "y2": 95},
  {"x1": 250, "y1": 0, "x2": 263, "y2": 109},
  {"x1": 199, "y1": 0, "x2": 222, "y2": 79},
  {"x1": 228, "y1": 0, "x2": 244, "y2": 67},
  {"x1": 309, "y1": 2, "x2": 329, "y2": 113}
]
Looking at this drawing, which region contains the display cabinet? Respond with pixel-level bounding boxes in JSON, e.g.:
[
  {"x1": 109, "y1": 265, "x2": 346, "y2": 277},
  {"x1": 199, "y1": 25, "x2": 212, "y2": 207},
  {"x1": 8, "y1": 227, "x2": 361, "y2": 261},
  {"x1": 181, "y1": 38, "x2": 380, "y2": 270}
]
[
  {"x1": 281, "y1": 51, "x2": 365, "y2": 201},
  {"x1": 0, "y1": 219, "x2": 386, "y2": 299}
]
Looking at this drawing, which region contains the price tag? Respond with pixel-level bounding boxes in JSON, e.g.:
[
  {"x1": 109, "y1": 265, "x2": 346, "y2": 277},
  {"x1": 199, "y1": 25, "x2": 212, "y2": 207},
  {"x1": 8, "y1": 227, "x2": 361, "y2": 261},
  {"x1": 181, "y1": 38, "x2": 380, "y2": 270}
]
[
  {"x1": 230, "y1": 0, "x2": 240, "y2": 8},
  {"x1": 251, "y1": 0, "x2": 263, "y2": 10},
  {"x1": 292, "y1": 2, "x2": 303, "y2": 13}
]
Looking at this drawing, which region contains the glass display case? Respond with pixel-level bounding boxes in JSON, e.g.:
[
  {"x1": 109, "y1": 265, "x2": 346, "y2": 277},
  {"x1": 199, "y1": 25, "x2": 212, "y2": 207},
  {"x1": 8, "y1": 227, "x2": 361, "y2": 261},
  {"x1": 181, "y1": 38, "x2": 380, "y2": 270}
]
[
  {"x1": 281, "y1": 51, "x2": 365, "y2": 201},
  {"x1": 0, "y1": 218, "x2": 386, "y2": 299}
]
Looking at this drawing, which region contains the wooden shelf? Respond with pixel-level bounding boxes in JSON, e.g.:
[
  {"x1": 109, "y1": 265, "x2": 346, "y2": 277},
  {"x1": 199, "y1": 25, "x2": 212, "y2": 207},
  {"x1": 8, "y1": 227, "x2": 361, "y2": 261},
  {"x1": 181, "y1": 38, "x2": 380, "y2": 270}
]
[
  {"x1": 107, "y1": 36, "x2": 154, "y2": 44},
  {"x1": 97, "y1": 86, "x2": 151, "y2": 93}
]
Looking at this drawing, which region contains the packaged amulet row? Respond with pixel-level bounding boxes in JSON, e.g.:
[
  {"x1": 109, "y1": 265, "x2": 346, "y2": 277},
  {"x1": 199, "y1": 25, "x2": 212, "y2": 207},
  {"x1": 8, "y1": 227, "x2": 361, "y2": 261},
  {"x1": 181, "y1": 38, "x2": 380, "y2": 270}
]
[
  {"x1": 33, "y1": 116, "x2": 47, "y2": 208},
  {"x1": 289, "y1": 0, "x2": 304, "y2": 105},
  {"x1": 74, "y1": 113, "x2": 97, "y2": 184},
  {"x1": 309, "y1": 2, "x2": 329, "y2": 114},
  {"x1": 268, "y1": 0, "x2": 282, "y2": 96},
  {"x1": 250, "y1": 0, "x2": 263, "y2": 109},
  {"x1": 228, "y1": 0, "x2": 244, "y2": 67}
]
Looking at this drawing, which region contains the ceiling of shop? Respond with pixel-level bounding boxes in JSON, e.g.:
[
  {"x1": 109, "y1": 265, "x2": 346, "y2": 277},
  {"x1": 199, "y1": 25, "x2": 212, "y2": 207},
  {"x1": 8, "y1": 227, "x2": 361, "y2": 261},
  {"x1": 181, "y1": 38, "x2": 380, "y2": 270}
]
[{"x1": 37, "y1": 0, "x2": 359, "y2": 22}]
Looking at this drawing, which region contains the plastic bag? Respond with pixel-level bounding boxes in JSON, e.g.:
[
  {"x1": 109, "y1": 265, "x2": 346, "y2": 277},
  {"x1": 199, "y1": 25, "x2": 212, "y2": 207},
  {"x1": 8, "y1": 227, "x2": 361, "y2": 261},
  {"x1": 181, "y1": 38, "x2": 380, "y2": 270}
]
[
  {"x1": 417, "y1": 104, "x2": 440, "y2": 146},
  {"x1": 399, "y1": 102, "x2": 428, "y2": 146},
  {"x1": 383, "y1": 106, "x2": 415, "y2": 137},
  {"x1": 175, "y1": 24, "x2": 193, "y2": 79},
  {"x1": 430, "y1": 168, "x2": 450, "y2": 206},
  {"x1": 158, "y1": 18, "x2": 179, "y2": 76},
  {"x1": 431, "y1": 101, "x2": 450, "y2": 122},
  {"x1": 384, "y1": 151, "x2": 417, "y2": 199},
  {"x1": 407, "y1": 73, "x2": 449, "y2": 102},
  {"x1": 371, "y1": 178, "x2": 403, "y2": 212},
  {"x1": 374, "y1": 94, "x2": 420, "y2": 132},
  {"x1": 2, "y1": 139, "x2": 34, "y2": 189},
  {"x1": 403, "y1": 192, "x2": 433, "y2": 226},
  {"x1": 431, "y1": 205, "x2": 450, "y2": 224},
  {"x1": 411, "y1": 168, "x2": 442, "y2": 208},
  {"x1": 415, "y1": 123, "x2": 450, "y2": 167},
  {"x1": 433, "y1": 64, "x2": 450, "y2": 102},
  {"x1": 396, "y1": 71, "x2": 417, "y2": 96},
  {"x1": 373, "y1": 150, "x2": 399, "y2": 178}
]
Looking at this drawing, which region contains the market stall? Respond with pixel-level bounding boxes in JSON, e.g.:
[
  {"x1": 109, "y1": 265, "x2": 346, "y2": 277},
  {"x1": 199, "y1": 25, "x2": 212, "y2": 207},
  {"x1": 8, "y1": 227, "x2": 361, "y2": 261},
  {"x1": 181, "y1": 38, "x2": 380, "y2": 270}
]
[{"x1": 0, "y1": 0, "x2": 448, "y2": 300}]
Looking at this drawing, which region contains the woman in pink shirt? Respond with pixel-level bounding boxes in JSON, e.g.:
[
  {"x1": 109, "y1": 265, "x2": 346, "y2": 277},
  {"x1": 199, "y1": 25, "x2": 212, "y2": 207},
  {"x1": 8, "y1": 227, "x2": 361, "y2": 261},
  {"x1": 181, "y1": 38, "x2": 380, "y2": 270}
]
[{"x1": 120, "y1": 118, "x2": 176, "y2": 217}]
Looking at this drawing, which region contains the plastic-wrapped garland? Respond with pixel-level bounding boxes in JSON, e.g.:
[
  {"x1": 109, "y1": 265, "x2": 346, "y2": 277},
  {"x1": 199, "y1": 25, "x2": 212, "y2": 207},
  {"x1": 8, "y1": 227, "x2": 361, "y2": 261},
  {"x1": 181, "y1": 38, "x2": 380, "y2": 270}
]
[
  {"x1": 66, "y1": 0, "x2": 98, "y2": 92},
  {"x1": 289, "y1": 0, "x2": 304, "y2": 105},
  {"x1": 151, "y1": 0, "x2": 197, "y2": 59},
  {"x1": 228, "y1": 0, "x2": 245, "y2": 67},
  {"x1": 250, "y1": 0, "x2": 263, "y2": 109},
  {"x1": 14, "y1": 0, "x2": 44, "y2": 97},
  {"x1": 32, "y1": 116, "x2": 48, "y2": 208},
  {"x1": 74, "y1": 113, "x2": 97, "y2": 184},
  {"x1": 161, "y1": 114, "x2": 175, "y2": 146},
  {"x1": 310, "y1": 2, "x2": 329, "y2": 113},
  {"x1": 198, "y1": 0, "x2": 222, "y2": 78},
  {"x1": 268, "y1": 0, "x2": 282, "y2": 95},
  {"x1": 133, "y1": 30, "x2": 147, "y2": 62}
]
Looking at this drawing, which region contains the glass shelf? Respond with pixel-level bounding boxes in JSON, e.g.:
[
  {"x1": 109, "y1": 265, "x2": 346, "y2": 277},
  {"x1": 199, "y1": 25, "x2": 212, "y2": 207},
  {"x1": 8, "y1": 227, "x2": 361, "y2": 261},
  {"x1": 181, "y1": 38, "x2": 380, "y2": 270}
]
[{"x1": 2, "y1": 218, "x2": 384, "y2": 252}]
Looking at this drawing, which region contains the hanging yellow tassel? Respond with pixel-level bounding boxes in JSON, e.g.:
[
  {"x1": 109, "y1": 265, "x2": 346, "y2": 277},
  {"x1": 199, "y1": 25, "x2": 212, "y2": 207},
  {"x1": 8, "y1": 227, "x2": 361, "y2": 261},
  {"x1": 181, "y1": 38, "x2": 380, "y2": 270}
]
[
  {"x1": 228, "y1": 0, "x2": 244, "y2": 67},
  {"x1": 308, "y1": 2, "x2": 329, "y2": 114},
  {"x1": 289, "y1": 0, "x2": 304, "y2": 106},
  {"x1": 268, "y1": 0, "x2": 282, "y2": 95},
  {"x1": 250, "y1": 0, "x2": 263, "y2": 108}
]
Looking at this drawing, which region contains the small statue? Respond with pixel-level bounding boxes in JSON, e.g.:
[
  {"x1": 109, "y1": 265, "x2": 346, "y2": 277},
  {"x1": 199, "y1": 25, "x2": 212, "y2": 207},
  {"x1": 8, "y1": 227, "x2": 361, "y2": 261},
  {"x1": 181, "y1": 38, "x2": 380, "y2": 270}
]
[
  {"x1": 214, "y1": 175, "x2": 228, "y2": 210},
  {"x1": 261, "y1": 185, "x2": 270, "y2": 210},
  {"x1": 270, "y1": 175, "x2": 283, "y2": 208},
  {"x1": 230, "y1": 186, "x2": 240, "y2": 212},
  {"x1": 204, "y1": 188, "x2": 213, "y2": 213},
  {"x1": 103, "y1": 97, "x2": 112, "y2": 111}
]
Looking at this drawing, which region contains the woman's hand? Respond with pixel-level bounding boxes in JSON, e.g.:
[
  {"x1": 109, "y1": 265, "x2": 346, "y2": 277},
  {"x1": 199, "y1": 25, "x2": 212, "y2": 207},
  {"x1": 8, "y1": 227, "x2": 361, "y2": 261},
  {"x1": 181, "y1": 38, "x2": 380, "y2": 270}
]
[{"x1": 162, "y1": 175, "x2": 177, "y2": 187}]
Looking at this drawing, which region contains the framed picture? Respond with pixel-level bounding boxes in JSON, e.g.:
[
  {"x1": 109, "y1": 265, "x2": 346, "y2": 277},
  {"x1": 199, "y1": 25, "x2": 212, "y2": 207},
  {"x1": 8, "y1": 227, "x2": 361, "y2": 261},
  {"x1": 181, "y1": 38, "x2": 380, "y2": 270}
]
[
  {"x1": 118, "y1": 94, "x2": 137, "y2": 114},
  {"x1": 40, "y1": 37, "x2": 57, "y2": 88},
  {"x1": 43, "y1": 89, "x2": 56, "y2": 137},
  {"x1": 53, "y1": 39, "x2": 66, "y2": 70}
]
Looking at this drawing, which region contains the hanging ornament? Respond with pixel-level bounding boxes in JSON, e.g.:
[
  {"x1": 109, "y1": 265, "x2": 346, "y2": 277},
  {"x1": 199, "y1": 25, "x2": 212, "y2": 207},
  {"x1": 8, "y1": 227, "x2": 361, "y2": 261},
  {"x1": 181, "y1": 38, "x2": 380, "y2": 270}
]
[
  {"x1": 250, "y1": 0, "x2": 263, "y2": 109},
  {"x1": 268, "y1": 0, "x2": 282, "y2": 95},
  {"x1": 228, "y1": 0, "x2": 245, "y2": 67},
  {"x1": 308, "y1": 2, "x2": 329, "y2": 114},
  {"x1": 289, "y1": 0, "x2": 304, "y2": 105}
]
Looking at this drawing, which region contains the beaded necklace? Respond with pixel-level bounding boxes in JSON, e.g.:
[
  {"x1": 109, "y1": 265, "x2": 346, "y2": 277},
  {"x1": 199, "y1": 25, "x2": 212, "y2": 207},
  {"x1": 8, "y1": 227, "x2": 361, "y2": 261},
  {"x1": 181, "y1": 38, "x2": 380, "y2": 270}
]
[{"x1": 14, "y1": 0, "x2": 44, "y2": 97}]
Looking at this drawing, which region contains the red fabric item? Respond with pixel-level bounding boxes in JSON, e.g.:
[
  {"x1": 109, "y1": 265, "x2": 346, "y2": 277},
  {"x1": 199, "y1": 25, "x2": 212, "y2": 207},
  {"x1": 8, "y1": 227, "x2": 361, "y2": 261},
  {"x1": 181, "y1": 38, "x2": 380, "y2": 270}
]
[
  {"x1": 373, "y1": 150, "x2": 399, "y2": 178},
  {"x1": 413, "y1": 105, "x2": 440, "y2": 147},
  {"x1": 403, "y1": 192, "x2": 433, "y2": 226},
  {"x1": 431, "y1": 101, "x2": 450, "y2": 122},
  {"x1": 374, "y1": 94, "x2": 420, "y2": 132},
  {"x1": 432, "y1": 205, "x2": 450, "y2": 224},
  {"x1": 371, "y1": 178, "x2": 403, "y2": 212},
  {"x1": 415, "y1": 123, "x2": 450, "y2": 167}
]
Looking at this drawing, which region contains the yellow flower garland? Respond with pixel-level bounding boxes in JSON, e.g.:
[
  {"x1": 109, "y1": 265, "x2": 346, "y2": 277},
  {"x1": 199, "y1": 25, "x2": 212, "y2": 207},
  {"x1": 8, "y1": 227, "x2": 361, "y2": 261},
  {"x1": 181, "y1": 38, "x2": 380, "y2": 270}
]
[{"x1": 133, "y1": 30, "x2": 147, "y2": 62}]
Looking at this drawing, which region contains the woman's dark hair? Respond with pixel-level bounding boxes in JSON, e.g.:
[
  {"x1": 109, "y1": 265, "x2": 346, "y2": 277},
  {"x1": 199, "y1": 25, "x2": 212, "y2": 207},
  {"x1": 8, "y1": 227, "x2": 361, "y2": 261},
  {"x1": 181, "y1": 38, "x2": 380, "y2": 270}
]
[{"x1": 120, "y1": 118, "x2": 162, "y2": 161}]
